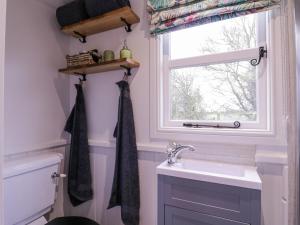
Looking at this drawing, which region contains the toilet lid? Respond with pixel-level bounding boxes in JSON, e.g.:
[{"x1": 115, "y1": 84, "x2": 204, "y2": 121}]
[{"x1": 46, "y1": 217, "x2": 99, "y2": 225}]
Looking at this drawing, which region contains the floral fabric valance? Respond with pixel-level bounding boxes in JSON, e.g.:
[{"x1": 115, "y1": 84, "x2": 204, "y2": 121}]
[{"x1": 147, "y1": 0, "x2": 281, "y2": 35}]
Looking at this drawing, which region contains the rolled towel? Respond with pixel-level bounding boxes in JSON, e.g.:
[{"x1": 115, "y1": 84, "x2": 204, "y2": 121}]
[
  {"x1": 56, "y1": 0, "x2": 89, "y2": 27},
  {"x1": 84, "y1": 0, "x2": 131, "y2": 18}
]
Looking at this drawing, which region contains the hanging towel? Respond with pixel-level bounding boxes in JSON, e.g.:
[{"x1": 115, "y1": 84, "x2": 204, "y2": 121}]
[
  {"x1": 108, "y1": 80, "x2": 140, "y2": 225},
  {"x1": 65, "y1": 84, "x2": 93, "y2": 207}
]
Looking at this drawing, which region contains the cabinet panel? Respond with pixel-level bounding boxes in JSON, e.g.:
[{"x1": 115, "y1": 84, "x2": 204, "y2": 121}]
[
  {"x1": 165, "y1": 206, "x2": 249, "y2": 225},
  {"x1": 158, "y1": 175, "x2": 261, "y2": 225}
]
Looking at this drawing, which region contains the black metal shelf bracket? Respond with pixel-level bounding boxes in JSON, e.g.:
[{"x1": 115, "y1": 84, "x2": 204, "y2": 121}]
[
  {"x1": 183, "y1": 121, "x2": 241, "y2": 129},
  {"x1": 250, "y1": 47, "x2": 267, "y2": 66},
  {"x1": 74, "y1": 73, "x2": 87, "y2": 82},
  {"x1": 120, "y1": 65, "x2": 132, "y2": 76},
  {"x1": 73, "y1": 31, "x2": 87, "y2": 43},
  {"x1": 120, "y1": 17, "x2": 132, "y2": 32}
]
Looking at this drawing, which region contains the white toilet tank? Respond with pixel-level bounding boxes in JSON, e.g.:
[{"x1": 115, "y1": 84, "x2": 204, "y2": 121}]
[{"x1": 3, "y1": 152, "x2": 63, "y2": 225}]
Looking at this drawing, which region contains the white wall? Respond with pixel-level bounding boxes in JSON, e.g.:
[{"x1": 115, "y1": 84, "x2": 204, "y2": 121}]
[
  {"x1": 64, "y1": 147, "x2": 165, "y2": 225},
  {"x1": 4, "y1": 0, "x2": 70, "y2": 156},
  {"x1": 3, "y1": 0, "x2": 70, "y2": 221},
  {"x1": 290, "y1": 0, "x2": 300, "y2": 223},
  {"x1": 64, "y1": 1, "x2": 290, "y2": 225},
  {"x1": 0, "y1": 0, "x2": 7, "y2": 223}
]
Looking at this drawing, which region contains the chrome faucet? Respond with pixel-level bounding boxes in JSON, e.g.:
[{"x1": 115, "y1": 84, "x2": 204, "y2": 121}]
[{"x1": 167, "y1": 142, "x2": 196, "y2": 164}]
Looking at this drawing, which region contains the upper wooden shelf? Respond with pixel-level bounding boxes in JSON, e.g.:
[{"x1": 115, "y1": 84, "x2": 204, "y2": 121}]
[
  {"x1": 61, "y1": 6, "x2": 140, "y2": 39},
  {"x1": 59, "y1": 58, "x2": 140, "y2": 75}
]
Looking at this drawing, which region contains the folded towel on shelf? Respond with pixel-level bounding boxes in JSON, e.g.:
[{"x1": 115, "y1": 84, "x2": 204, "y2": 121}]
[
  {"x1": 84, "y1": 0, "x2": 131, "y2": 18},
  {"x1": 56, "y1": 0, "x2": 89, "y2": 27}
]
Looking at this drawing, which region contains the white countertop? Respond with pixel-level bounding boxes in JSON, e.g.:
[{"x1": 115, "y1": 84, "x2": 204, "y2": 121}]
[{"x1": 157, "y1": 159, "x2": 262, "y2": 190}]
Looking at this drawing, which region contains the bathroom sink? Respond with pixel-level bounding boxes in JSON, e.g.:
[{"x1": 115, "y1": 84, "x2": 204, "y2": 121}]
[{"x1": 157, "y1": 159, "x2": 262, "y2": 190}]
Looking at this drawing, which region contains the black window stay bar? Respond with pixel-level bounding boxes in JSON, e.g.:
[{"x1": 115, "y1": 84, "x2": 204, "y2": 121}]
[{"x1": 183, "y1": 121, "x2": 241, "y2": 129}]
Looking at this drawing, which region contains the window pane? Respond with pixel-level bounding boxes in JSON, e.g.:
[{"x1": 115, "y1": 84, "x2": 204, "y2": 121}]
[
  {"x1": 170, "y1": 14, "x2": 257, "y2": 60},
  {"x1": 169, "y1": 61, "x2": 257, "y2": 122}
]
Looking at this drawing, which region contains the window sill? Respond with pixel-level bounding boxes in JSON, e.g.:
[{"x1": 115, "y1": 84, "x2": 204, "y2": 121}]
[{"x1": 150, "y1": 124, "x2": 286, "y2": 146}]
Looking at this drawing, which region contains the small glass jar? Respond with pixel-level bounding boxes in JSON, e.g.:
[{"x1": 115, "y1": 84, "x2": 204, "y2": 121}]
[{"x1": 103, "y1": 50, "x2": 115, "y2": 62}]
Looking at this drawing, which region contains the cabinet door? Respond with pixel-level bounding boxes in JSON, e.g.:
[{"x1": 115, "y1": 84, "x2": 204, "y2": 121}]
[
  {"x1": 165, "y1": 206, "x2": 249, "y2": 225},
  {"x1": 160, "y1": 175, "x2": 260, "y2": 224}
]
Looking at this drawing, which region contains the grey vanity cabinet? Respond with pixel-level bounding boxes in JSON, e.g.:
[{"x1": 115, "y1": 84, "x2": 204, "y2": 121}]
[{"x1": 158, "y1": 175, "x2": 261, "y2": 225}]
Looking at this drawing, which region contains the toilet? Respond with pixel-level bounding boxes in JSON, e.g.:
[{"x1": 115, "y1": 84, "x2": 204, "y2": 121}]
[{"x1": 3, "y1": 152, "x2": 99, "y2": 225}]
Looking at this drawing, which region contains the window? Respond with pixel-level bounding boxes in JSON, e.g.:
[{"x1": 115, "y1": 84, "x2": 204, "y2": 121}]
[{"x1": 159, "y1": 13, "x2": 269, "y2": 131}]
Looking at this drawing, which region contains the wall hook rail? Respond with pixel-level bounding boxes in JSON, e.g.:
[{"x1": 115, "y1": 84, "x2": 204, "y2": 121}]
[
  {"x1": 250, "y1": 47, "x2": 267, "y2": 66},
  {"x1": 183, "y1": 121, "x2": 241, "y2": 129},
  {"x1": 120, "y1": 17, "x2": 132, "y2": 32},
  {"x1": 73, "y1": 31, "x2": 87, "y2": 43}
]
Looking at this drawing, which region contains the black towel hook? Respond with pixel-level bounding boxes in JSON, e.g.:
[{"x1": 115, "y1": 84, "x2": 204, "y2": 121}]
[
  {"x1": 120, "y1": 65, "x2": 132, "y2": 76},
  {"x1": 80, "y1": 74, "x2": 87, "y2": 82},
  {"x1": 74, "y1": 73, "x2": 87, "y2": 83}
]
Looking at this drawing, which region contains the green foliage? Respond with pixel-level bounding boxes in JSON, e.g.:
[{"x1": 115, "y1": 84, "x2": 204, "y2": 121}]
[{"x1": 170, "y1": 71, "x2": 205, "y2": 120}]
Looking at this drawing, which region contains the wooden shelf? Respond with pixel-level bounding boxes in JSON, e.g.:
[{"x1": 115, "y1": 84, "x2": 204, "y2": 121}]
[
  {"x1": 59, "y1": 58, "x2": 140, "y2": 75},
  {"x1": 61, "y1": 6, "x2": 140, "y2": 39}
]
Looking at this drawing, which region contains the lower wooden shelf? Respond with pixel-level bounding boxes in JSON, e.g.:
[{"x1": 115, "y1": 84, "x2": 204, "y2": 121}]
[{"x1": 58, "y1": 58, "x2": 140, "y2": 75}]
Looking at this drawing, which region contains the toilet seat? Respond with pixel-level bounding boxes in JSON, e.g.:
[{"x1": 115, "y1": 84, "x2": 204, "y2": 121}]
[{"x1": 46, "y1": 217, "x2": 100, "y2": 225}]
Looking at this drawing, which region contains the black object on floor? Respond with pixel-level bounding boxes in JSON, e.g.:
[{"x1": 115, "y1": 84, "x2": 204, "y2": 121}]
[
  {"x1": 46, "y1": 217, "x2": 99, "y2": 225},
  {"x1": 56, "y1": 0, "x2": 89, "y2": 27},
  {"x1": 65, "y1": 84, "x2": 93, "y2": 206},
  {"x1": 107, "y1": 80, "x2": 140, "y2": 225},
  {"x1": 84, "y1": 0, "x2": 131, "y2": 18}
]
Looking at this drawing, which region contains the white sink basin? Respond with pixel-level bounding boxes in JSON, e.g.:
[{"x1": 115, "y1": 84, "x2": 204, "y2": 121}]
[{"x1": 157, "y1": 159, "x2": 262, "y2": 190}]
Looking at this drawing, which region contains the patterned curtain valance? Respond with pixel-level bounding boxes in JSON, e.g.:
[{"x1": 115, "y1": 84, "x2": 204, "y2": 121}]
[{"x1": 147, "y1": 0, "x2": 281, "y2": 35}]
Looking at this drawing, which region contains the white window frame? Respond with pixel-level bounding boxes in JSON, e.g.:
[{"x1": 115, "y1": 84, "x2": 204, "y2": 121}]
[
  {"x1": 149, "y1": 8, "x2": 287, "y2": 146},
  {"x1": 161, "y1": 15, "x2": 268, "y2": 130}
]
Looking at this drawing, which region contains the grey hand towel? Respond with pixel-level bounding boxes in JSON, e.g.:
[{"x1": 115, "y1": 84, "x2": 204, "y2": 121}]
[
  {"x1": 65, "y1": 84, "x2": 93, "y2": 206},
  {"x1": 108, "y1": 80, "x2": 140, "y2": 225}
]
